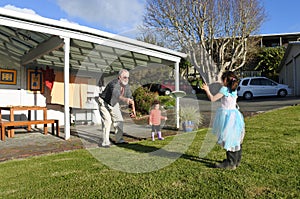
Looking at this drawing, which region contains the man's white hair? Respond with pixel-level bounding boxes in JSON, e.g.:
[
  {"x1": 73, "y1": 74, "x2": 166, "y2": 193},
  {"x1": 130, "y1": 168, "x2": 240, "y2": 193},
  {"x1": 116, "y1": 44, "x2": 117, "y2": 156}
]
[{"x1": 119, "y1": 69, "x2": 129, "y2": 76}]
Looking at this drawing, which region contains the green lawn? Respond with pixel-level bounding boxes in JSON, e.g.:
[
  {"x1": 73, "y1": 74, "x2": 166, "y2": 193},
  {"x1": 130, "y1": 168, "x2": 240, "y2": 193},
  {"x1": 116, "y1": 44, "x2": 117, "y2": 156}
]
[{"x1": 0, "y1": 106, "x2": 299, "y2": 198}]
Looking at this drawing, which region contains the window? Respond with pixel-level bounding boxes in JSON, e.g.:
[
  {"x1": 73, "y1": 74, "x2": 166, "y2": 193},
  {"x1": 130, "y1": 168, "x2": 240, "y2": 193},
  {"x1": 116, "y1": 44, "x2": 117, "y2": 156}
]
[
  {"x1": 241, "y1": 79, "x2": 249, "y2": 86},
  {"x1": 250, "y1": 79, "x2": 261, "y2": 85},
  {"x1": 261, "y1": 79, "x2": 272, "y2": 86}
]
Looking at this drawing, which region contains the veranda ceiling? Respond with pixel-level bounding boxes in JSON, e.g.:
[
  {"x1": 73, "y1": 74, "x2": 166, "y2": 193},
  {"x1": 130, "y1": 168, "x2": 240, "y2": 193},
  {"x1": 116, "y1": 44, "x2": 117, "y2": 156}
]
[
  {"x1": 0, "y1": 25, "x2": 176, "y2": 75},
  {"x1": 0, "y1": 8, "x2": 186, "y2": 76}
]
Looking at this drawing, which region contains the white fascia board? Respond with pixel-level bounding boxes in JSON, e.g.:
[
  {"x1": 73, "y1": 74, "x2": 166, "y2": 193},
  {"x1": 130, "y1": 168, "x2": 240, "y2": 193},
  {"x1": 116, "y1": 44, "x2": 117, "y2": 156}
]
[
  {"x1": 0, "y1": 8, "x2": 186, "y2": 62},
  {"x1": 254, "y1": 32, "x2": 300, "y2": 37}
]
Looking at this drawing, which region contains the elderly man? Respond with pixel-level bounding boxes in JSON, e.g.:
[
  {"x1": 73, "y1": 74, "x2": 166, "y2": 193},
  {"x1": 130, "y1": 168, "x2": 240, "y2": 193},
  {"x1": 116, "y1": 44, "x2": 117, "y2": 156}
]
[{"x1": 98, "y1": 69, "x2": 135, "y2": 147}]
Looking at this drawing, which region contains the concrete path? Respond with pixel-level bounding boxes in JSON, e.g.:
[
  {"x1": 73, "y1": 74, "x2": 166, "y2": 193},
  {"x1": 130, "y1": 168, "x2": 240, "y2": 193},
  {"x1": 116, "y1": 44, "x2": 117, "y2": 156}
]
[{"x1": 0, "y1": 120, "x2": 179, "y2": 162}]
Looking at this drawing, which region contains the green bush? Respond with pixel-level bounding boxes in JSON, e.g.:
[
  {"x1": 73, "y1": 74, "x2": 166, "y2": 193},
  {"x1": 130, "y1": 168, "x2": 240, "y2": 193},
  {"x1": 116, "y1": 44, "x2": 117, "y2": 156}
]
[
  {"x1": 133, "y1": 87, "x2": 158, "y2": 115},
  {"x1": 133, "y1": 87, "x2": 175, "y2": 115},
  {"x1": 158, "y1": 95, "x2": 175, "y2": 108}
]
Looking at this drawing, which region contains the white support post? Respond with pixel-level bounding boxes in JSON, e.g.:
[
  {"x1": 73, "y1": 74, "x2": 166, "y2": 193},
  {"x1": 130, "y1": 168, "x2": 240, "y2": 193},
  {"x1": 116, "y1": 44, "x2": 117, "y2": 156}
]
[
  {"x1": 63, "y1": 37, "x2": 70, "y2": 140},
  {"x1": 174, "y1": 61, "x2": 180, "y2": 129},
  {"x1": 293, "y1": 56, "x2": 297, "y2": 96}
]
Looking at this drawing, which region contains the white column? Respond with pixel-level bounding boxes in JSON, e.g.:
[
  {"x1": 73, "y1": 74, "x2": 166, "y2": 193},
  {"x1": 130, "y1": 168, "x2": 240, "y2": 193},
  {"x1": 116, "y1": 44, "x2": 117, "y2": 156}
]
[
  {"x1": 293, "y1": 56, "x2": 297, "y2": 96},
  {"x1": 279, "y1": 37, "x2": 282, "y2": 46},
  {"x1": 174, "y1": 61, "x2": 180, "y2": 129},
  {"x1": 63, "y1": 37, "x2": 70, "y2": 140}
]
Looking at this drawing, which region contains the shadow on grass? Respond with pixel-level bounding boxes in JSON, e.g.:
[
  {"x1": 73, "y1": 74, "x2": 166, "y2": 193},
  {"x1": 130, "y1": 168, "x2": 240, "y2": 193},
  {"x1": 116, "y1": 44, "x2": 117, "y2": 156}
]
[
  {"x1": 70, "y1": 126, "x2": 217, "y2": 168},
  {"x1": 114, "y1": 142, "x2": 216, "y2": 168}
]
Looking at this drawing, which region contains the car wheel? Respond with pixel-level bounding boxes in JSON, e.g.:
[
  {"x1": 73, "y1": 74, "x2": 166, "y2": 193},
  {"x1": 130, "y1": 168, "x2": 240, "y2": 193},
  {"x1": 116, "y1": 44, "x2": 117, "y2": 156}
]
[
  {"x1": 243, "y1": 92, "x2": 253, "y2": 100},
  {"x1": 165, "y1": 89, "x2": 171, "y2": 96},
  {"x1": 278, "y1": 89, "x2": 287, "y2": 97}
]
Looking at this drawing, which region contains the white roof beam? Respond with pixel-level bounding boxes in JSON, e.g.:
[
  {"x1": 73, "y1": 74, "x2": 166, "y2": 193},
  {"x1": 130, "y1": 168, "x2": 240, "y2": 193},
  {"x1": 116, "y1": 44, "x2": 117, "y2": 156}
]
[
  {"x1": 0, "y1": 11, "x2": 185, "y2": 63},
  {"x1": 21, "y1": 36, "x2": 63, "y2": 65}
]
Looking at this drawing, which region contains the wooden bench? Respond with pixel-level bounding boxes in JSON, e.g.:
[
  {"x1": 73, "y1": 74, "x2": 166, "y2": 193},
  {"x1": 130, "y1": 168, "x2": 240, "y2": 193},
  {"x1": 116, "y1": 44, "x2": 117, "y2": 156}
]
[{"x1": 0, "y1": 119, "x2": 59, "y2": 141}]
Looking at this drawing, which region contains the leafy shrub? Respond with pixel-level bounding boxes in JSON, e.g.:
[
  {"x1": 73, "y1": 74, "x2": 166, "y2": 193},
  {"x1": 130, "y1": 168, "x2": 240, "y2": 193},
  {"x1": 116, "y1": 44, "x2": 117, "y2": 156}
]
[
  {"x1": 158, "y1": 95, "x2": 175, "y2": 108},
  {"x1": 133, "y1": 87, "x2": 175, "y2": 115},
  {"x1": 133, "y1": 87, "x2": 158, "y2": 115},
  {"x1": 179, "y1": 106, "x2": 203, "y2": 128}
]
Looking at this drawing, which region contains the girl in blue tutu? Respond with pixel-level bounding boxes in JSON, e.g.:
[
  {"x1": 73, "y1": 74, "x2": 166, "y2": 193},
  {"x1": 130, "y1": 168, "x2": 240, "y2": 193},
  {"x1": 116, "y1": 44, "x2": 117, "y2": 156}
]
[{"x1": 201, "y1": 71, "x2": 245, "y2": 169}]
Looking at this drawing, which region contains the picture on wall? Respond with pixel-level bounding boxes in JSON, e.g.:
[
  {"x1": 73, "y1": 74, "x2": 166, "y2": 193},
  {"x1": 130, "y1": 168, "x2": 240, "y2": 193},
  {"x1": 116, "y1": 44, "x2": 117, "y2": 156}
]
[
  {"x1": 0, "y1": 69, "x2": 17, "y2": 85},
  {"x1": 27, "y1": 69, "x2": 44, "y2": 93}
]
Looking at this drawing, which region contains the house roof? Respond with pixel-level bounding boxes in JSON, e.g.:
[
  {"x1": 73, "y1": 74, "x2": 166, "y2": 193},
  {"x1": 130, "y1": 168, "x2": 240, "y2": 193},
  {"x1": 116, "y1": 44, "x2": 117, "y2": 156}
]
[{"x1": 0, "y1": 8, "x2": 187, "y2": 75}]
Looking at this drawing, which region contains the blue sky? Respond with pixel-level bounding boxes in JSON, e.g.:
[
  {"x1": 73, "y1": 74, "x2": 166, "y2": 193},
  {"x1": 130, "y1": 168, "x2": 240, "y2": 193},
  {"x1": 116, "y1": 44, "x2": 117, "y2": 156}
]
[
  {"x1": 261, "y1": 0, "x2": 300, "y2": 34},
  {"x1": 0, "y1": 0, "x2": 299, "y2": 38}
]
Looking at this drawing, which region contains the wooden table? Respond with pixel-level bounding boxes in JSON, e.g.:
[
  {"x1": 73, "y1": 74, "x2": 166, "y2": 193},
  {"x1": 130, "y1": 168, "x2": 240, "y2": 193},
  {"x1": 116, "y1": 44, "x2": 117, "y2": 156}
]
[{"x1": 0, "y1": 106, "x2": 47, "y2": 137}]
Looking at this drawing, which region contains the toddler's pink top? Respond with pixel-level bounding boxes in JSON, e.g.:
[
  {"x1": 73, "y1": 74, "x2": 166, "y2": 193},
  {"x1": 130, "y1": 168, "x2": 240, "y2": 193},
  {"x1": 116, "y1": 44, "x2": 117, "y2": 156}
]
[{"x1": 149, "y1": 109, "x2": 166, "y2": 125}]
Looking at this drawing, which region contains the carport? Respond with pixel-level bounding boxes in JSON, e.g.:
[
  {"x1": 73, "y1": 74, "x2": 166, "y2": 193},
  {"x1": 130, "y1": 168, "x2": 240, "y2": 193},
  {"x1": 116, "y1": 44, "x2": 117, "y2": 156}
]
[{"x1": 0, "y1": 8, "x2": 187, "y2": 140}]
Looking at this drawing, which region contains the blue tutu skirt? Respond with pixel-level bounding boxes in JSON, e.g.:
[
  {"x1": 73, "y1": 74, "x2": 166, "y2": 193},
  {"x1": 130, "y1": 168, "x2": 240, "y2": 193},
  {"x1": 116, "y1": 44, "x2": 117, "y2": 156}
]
[{"x1": 212, "y1": 108, "x2": 245, "y2": 152}]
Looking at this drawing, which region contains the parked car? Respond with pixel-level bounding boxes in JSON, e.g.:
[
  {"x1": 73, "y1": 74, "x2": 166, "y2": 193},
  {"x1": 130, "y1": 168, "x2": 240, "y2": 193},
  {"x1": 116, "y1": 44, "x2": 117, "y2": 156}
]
[
  {"x1": 142, "y1": 83, "x2": 162, "y2": 93},
  {"x1": 160, "y1": 79, "x2": 196, "y2": 95},
  {"x1": 237, "y1": 77, "x2": 292, "y2": 100}
]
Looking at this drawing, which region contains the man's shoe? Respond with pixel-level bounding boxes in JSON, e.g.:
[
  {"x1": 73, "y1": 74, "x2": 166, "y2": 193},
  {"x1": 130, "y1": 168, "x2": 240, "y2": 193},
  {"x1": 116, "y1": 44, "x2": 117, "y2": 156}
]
[{"x1": 116, "y1": 140, "x2": 128, "y2": 144}]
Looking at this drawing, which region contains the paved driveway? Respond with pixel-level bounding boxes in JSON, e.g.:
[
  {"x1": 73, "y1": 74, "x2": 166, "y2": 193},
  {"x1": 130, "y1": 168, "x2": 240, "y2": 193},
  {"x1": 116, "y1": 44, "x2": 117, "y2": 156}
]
[
  {"x1": 180, "y1": 96, "x2": 300, "y2": 127},
  {"x1": 181, "y1": 96, "x2": 299, "y2": 113},
  {"x1": 237, "y1": 96, "x2": 300, "y2": 113}
]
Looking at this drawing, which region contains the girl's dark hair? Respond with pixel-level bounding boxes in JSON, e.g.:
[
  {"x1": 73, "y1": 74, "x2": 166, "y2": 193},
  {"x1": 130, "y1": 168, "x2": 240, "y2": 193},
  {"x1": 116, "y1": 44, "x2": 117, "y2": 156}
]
[
  {"x1": 153, "y1": 100, "x2": 160, "y2": 105},
  {"x1": 221, "y1": 72, "x2": 228, "y2": 81},
  {"x1": 222, "y1": 71, "x2": 239, "y2": 92}
]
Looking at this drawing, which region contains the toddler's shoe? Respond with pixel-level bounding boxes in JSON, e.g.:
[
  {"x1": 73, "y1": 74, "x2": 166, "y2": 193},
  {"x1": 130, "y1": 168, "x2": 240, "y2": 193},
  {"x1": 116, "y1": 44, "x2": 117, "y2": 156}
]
[{"x1": 151, "y1": 132, "x2": 155, "y2": 141}]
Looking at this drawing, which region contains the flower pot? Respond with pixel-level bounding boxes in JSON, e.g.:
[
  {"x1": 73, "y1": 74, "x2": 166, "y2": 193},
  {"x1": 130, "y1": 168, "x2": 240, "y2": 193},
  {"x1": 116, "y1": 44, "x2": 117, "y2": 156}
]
[{"x1": 182, "y1": 121, "x2": 194, "y2": 132}]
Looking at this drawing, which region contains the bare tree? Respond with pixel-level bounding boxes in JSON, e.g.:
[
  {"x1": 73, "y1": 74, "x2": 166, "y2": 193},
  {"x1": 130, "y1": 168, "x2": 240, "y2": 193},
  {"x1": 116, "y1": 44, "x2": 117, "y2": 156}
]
[
  {"x1": 136, "y1": 27, "x2": 166, "y2": 47},
  {"x1": 143, "y1": 0, "x2": 265, "y2": 83}
]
